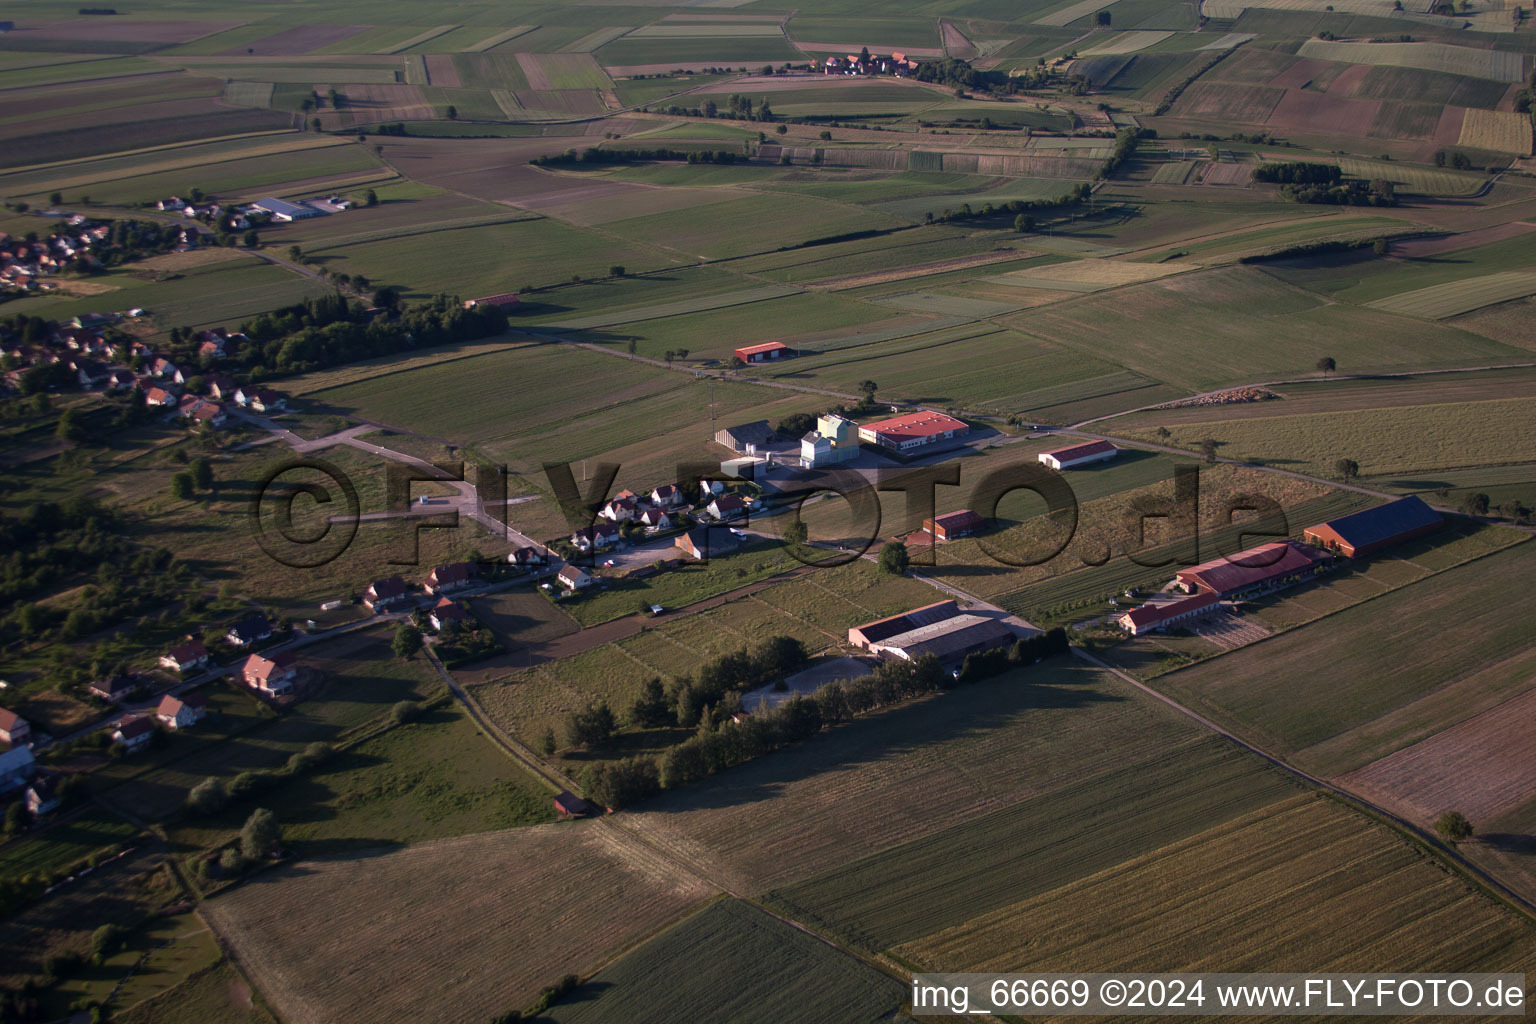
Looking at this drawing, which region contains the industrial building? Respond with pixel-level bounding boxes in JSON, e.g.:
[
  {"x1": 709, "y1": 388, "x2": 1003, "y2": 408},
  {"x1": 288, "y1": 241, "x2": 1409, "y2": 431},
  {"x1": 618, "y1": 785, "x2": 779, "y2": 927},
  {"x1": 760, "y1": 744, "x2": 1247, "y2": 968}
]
[{"x1": 1302, "y1": 496, "x2": 1443, "y2": 558}]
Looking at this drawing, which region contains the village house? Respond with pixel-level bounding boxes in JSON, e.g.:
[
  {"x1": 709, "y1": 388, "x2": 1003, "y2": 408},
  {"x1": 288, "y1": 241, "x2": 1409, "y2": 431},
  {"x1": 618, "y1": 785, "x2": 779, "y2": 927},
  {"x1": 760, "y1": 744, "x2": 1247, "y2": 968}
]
[
  {"x1": 428, "y1": 597, "x2": 470, "y2": 631},
  {"x1": 1038, "y1": 440, "x2": 1118, "y2": 471},
  {"x1": 556, "y1": 564, "x2": 594, "y2": 591},
  {"x1": 509, "y1": 546, "x2": 547, "y2": 566},
  {"x1": 141, "y1": 385, "x2": 178, "y2": 408},
  {"x1": 149, "y1": 355, "x2": 178, "y2": 379},
  {"x1": 205, "y1": 372, "x2": 238, "y2": 400},
  {"x1": 1117, "y1": 592, "x2": 1222, "y2": 636},
  {"x1": 599, "y1": 495, "x2": 641, "y2": 522},
  {"x1": 26, "y1": 775, "x2": 61, "y2": 816},
  {"x1": 160, "y1": 638, "x2": 210, "y2": 673},
  {"x1": 923, "y1": 509, "x2": 985, "y2": 542},
  {"x1": 0, "y1": 708, "x2": 30, "y2": 746},
  {"x1": 0, "y1": 746, "x2": 36, "y2": 793},
  {"x1": 425, "y1": 562, "x2": 477, "y2": 594},
  {"x1": 570, "y1": 523, "x2": 621, "y2": 552},
  {"x1": 90, "y1": 674, "x2": 139, "y2": 703},
  {"x1": 707, "y1": 494, "x2": 748, "y2": 521},
  {"x1": 226, "y1": 615, "x2": 273, "y2": 647},
  {"x1": 858, "y1": 410, "x2": 969, "y2": 455},
  {"x1": 234, "y1": 387, "x2": 286, "y2": 413},
  {"x1": 363, "y1": 576, "x2": 411, "y2": 612},
  {"x1": 156, "y1": 692, "x2": 208, "y2": 730},
  {"x1": 242, "y1": 650, "x2": 298, "y2": 696},
  {"x1": 112, "y1": 717, "x2": 155, "y2": 754},
  {"x1": 650, "y1": 484, "x2": 685, "y2": 508},
  {"x1": 639, "y1": 507, "x2": 672, "y2": 531}
]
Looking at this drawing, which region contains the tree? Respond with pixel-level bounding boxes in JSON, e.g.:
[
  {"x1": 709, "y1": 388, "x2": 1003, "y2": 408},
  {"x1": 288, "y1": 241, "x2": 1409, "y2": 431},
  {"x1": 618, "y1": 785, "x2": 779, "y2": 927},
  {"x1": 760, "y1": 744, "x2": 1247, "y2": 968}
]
[
  {"x1": 630, "y1": 678, "x2": 671, "y2": 728},
  {"x1": 776, "y1": 124, "x2": 787, "y2": 135},
  {"x1": 311, "y1": 117, "x2": 322, "y2": 132},
  {"x1": 1316, "y1": 355, "x2": 1336, "y2": 375},
  {"x1": 190, "y1": 457, "x2": 213, "y2": 490},
  {"x1": 858, "y1": 379, "x2": 878, "y2": 404},
  {"x1": 819, "y1": 129, "x2": 832, "y2": 141},
  {"x1": 241, "y1": 808, "x2": 280, "y2": 861},
  {"x1": 783, "y1": 518, "x2": 809, "y2": 548},
  {"x1": 1155, "y1": 426, "x2": 1172, "y2": 441},
  {"x1": 372, "y1": 284, "x2": 401, "y2": 308},
  {"x1": 219, "y1": 847, "x2": 247, "y2": 875},
  {"x1": 286, "y1": 244, "x2": 302, "y2": 262},
  {"x1": 391, "y1": 624, "x2": 422, "y2": 660},
  {"x1": 242, "y1": 228, "x2": 259, "y2": 247},
  {"x1": 877, "y1": 541, "x2": 909, "y2": 575},
  {"x1": 186, "y1": 776, "x2": 229, "y2": 815},
  {"x1": 538, "y1": 727, "x2": 557, "y2": 755},
  {"x1": 170, "y1": 472, "x2": 195, "y2": 501},
  {"x1": 49, "y1": 192, "x2": 63, "y2": 207},
  {"x1": 364, "y1": 188, "x2": 378, "y2": 207},
  {"x1": 1462, "y1": 491, "x2": 1491, "y2": 516},
  {"x1": 1435, "y1": 810, "x2": 1473, "y2": 843},
  {"x1": 1372, "y1": 238, "x2": 1389, "y2": 256},
  {"x1": 1014, "y1": 213, "x2": 1035, "y2": 233},
  {"x1": 1198, "y1": 438, "x2": 1218, "y2": 464},
  {"x1": 56, "y1": 408, "x2": 87, "y2": 444},
  {"x1": 446, "y1": 104, "x2": 458, "y2": 120},
  {"x1": 609, "y1": 265, "x2": 626, "y2": 277},
  {"x1": 2, "y1": 802, "x2": 24, "y2": 837},
  {"x1": 565, "y1": 702, "x2": 616, "y2": 748},
  {"x1": 1334, "y1": 458, "x2": 1359, "y2": 481}
]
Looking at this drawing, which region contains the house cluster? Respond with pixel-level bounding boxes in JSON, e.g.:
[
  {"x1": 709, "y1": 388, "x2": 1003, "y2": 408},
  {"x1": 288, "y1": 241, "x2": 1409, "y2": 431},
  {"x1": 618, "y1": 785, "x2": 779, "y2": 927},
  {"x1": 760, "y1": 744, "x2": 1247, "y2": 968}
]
[
  {"x1": 818, "y1": 51, "x2": 920, "y2": 76},
  {"x1": 571, "y1": 483, "x2": 713, "y2": 553},
  {"x1": 848, "y1": 600, "x2": 1015, "y2": 667},
  {"x1": 154, "y1": 196, "x2": 250, "y2": 232},
  {"x1": 1116, "y1": 497, "x2": 1443, "y2": 636},
  {"x1": 0, "y1": 217, "x2": 112, "y2": 293}
]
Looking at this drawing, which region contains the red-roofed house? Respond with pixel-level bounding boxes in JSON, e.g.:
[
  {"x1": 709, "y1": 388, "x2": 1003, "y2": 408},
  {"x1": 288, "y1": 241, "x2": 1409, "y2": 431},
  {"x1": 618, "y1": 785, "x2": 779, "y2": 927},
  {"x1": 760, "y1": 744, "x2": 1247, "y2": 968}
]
[
  {"x1": 1175, "y1": 541, "x2": 1329, "y2": 598},
  {"x1": 858, "y1": 410, "x2": 969, "y2": 453},
  {"x1": 571, "y1": 523, "x2": 620, "y2": 552},
  {"x1": 650, "y1": 484, "x2": 684, "y2": 508},
  {"x1": 707, "y1": 494, "x2": 747, "y2": 520},
  {"x1": 160, "y1": 638, "x2": 210, "y2": 673},
  {"x1": 363, "y1": 576, "x2": 410, "y2": 611},
  {"x1": 112, "y1": 716, "x2": 155, "y2": 754},
  {"x1": 428, "y1": 597, "x2": 470, "y2": 631},
  {"x1": 734, "y1": 341, "x2": 793, "y2": 364},
  {"x1": 0, "y1": 709, "x2": 29, "y2": 746},
  {"x1": 242, "y1": 650, "x2": 298, "y2": 696},
  {"x1": 424, "y1": 562, "x2": 476, "y2": 595},
  {"x1": 156, "y1": 691, "x2": 208, "y2": 730},
  {"x1": 923, "y1": 509, "x2": 984, "y2": 542},
  {"x1": 1117, "y1": 592, "x2": 1221, "y2": 635},
  {"x1": 1038, "y1": 440, "x2": 1118, "y2": 471}
]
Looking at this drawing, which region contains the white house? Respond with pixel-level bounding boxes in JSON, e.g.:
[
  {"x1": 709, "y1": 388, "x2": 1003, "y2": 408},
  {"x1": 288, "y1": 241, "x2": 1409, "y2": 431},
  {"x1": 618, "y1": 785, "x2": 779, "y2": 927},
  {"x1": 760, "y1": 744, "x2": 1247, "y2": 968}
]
[
  {"x1": 571, "y1": 524, "x2": 620, "y2": 552},
  {"x1": 0, "y1": 708, "x2": 30, "y2": 746},
  {"x1": 707, "y1": 495, "x2": 747, "y2": 521},
  {"x1": 650, "y1": 484, "x2": 685, "y2": 508},
  {"x1": 639, "y1": 508, "x2": 672, "y2": 531},
  {"x1": 156, "y1": 692, "x2": 208, "y2": 730},
  {"x1": 556, "y1": 564, "x2": 594, "y2": 591},
  {"x1": 111, "y1": 717, "x2": 155, "y2": 754},
  {"x1": 160, "y1": 638, "x2": 210, "y2": 673}
]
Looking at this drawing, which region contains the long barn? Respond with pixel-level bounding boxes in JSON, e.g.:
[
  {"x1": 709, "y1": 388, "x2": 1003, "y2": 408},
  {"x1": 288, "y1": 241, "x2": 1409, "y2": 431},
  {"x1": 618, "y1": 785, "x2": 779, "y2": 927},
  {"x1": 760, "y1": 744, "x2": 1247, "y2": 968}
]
[{"x1": 1302, "y1": 496, "x2": 1444, "y2": 558}]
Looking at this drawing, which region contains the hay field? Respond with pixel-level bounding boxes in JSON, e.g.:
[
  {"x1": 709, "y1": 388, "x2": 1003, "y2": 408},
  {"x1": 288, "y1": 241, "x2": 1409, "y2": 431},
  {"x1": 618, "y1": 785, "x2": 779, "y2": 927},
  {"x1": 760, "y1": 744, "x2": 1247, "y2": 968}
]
[
  {"x1": 1078, "y1": 31, "x2": 1175, "y2": 55},
  {"x1": 1340, "y1": 673, "x2": 1536, "y2": 824},
  {"x1": 204, "y1": 824, "x2": 714, "y2": 1024},
  {"x1": 1154, "y1": 541, "x2": 1536, "y2": 765},
  {"x1": 1037, "y1": 0, "x2": 1121, "y2": 26},
  {"x1": 1459, "y1": 107, "x2": 1535, "y2": 156},
  {"x1": 1368, "y1": 272, "x2": 1536, "y2": 319},
  {"x1": 903, "y1": 795, "x2": 1536, "y2": 977},
  {"x1": 547, "y1": 899, "x2": 905, "y2": 1024},
  {"x1": 515, "y1": 52, "x2": 613, "y2": 91},
  {"x1": 1296, "y1": 39, "x2": 1528, "y2": 83},
  {"x1": 984, "y1": 258, "x2": 1191, "y2": 291}
]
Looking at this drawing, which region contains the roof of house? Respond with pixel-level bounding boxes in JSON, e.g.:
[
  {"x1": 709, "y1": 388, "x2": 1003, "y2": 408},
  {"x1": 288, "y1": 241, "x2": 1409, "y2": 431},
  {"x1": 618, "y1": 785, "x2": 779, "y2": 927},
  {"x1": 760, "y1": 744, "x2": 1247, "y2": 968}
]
[
  {"x1": 244, "y1": 650, "x2": 296, "y2": 682},
  {"x1": 253, "y1": 198, "x2": 310, "y2": 218},
  {"x1": 114, "y1": 716, "x2": 154, "y2": 740},
  {"x1": 652, "y1": 484, "x2": 678, "y2": 497},
  {"x1": 228, "y1": 616, "x2": 271, "y2": 641},
  {"x1": 165, "y1": 638, "x2": 208, "y2": 664},
  {"x1": 428, "y1": 562, "x2": 475, "y2": 587},
  {"x1": 368, "y1": 576, "x2": 408, "y2": 599},
  {"x1": 432, "y1": 597, "x2": 469, "y2": 620},
  {"x1": 1307, "y1": 496, "x2": 1442, "y2": 550},
  {"x1": 1121, "y1": 591, "x2": 1221, "y2": 630},
  {"x1": 929, "y1": 509, "x2": 984, "y2": 532},
  {"x1": 711, "y1": 494, "x2": 746, "y2": 511},
  {"x1": 1041, "y1": 439, "x2": 1117, "y2": 463},
  {"x1": 735, "y1": 341, "x2": 789, "y2": 356},
  {"x1": 572, "y1": 523, "x2": 618, "y2": 542},
  {"x1": 851, "y1": 600, "x2": 960, "y2": 644},
  {"x1": 0, "y1": 746, "x2": 34, "y2": 776},
  {"x1": 1176, "y1": 541, "x2": 1327, "y2": 594},
  {"x1": 157, "y1": 693, "x2": 199, "y2": 717},
  {"x1": 0, "y1": 708, "x2": 23, "y2": 731},
  {"x1": 859, "y1": 410, "x2": 968, "y2": 442},
  {"x1": 557, "y1": 564, "x2": 590, "y2": 583}
]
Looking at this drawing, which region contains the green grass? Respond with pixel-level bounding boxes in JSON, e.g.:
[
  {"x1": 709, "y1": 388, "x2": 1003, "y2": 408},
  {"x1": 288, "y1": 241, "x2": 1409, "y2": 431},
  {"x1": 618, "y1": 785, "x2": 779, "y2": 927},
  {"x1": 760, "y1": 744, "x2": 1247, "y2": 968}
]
[
  {"x1": 599, "y1": 192, "x2": 906, "y2": 260},
  {"x1": 562, "y1": 539, "x2": 798, "y2": 627},
  {"x1": 115, "y1": 961, "x2": 277, "y2": 1024},
  {"x1": 0, "y1": 807, "x2": 139, "y2": 885},
  {"x1": 1262, "y1": 228, "x2": 1536, "y2": 305},
  {"x1": 546, "y1": 899, "x2": 908, "y2": 1024},
  {"x1": 766, "y1": 733, "x2": 1299, "y2": 952},
  {"x1": 596, "y1": 36, "x2": 803, "y2": 66},
  {"x1": 1153, "y1": 539, "x2": 1536, "y2": 766},
  {"x1": 1368, "y1": 272, "x2": 1536, "y2": 320}
]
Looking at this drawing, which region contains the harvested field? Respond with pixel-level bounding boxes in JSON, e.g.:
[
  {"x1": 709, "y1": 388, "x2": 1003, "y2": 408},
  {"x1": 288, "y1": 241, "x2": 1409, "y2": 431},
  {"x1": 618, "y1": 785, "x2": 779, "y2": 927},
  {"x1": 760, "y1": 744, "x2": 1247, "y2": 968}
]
[
  {"x1": 204, "y1": 824, "x2": 713, "y2": 1024},
  {"x1": 1198, "y1": 159, "x2": 1255, "y2": 186},
  {"x1": 1459, "y1": 107, "x2": 1535, "y2": 156},
  {"x1": 1198, "y1": 31, "x2": 1257, "y2": 48},
  {"x1": 548, "y1": 899, "x2": 909, "y2": 1024},
  {"x1": 1265, "y1": 89, "x2": 1381, "y2": 136},
  {"x1": 1175, "y1": 82, "x2": 1283, "y2": 121},
  {"x1": 1296, "y1": 39, "x2": 1528, "y2": 83},
  {"x1": 3, "y1": 18, "x2": 240, "y2": 46},
  {"x1": 420, "y1": 55, "x2": 461, "y2": 87},
  {"x1": 984, "y1": 258, "x2": 1192, "y2": 291},
  {"x1": 1037, "y1": 0, "x2": 1121, "y2": 26},
  {"x1": 1339, "y1": 681, "x2": 1536, "y2": 827},
  {"x1": 1390, "y1": 222, "x2": 1536, "y2": 260},
  {"x1": 229, "y1": 25, "x2": 374, "y2": 57},
  {"x1": 902, "y1": 795, "x2": 1536, "y2": 977},
  {"x1": 515, "y1": 52, "x2": 612, "y2": 91},
  {"x1": 1368, "y1": 271, "x2": 1536, "y2": 319},
  {"x1": 1367, "y1": 101, "x2": 1444, "y2": 141},
  {"x1": 1079, "y1": 31, "x2": 1175, "y2": 55}
]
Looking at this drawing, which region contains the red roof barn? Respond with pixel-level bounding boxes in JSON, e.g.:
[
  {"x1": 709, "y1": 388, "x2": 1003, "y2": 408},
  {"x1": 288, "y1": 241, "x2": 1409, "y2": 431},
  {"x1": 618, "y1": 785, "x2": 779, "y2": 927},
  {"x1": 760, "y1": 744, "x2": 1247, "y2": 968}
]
[
  {"x1": 923, "y1": 509, "x2": 984, "y2": 542},
  {"x1": 734, "y1": 341, "x2": 792, "y2": 364}
]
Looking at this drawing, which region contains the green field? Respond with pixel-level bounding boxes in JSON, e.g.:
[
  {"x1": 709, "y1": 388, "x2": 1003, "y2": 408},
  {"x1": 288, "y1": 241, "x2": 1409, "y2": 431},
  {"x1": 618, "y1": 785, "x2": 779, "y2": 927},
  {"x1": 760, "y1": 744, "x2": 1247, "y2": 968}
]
[
  {"x1": 0, "y1": 807, "x2": 139, "y2": 886},
  {"x1": 599, "y1": 192, "x2": 907, "y2": 260},
  {"x1": 547, "y1": 899, "x2": 908, "y2": 1024}
]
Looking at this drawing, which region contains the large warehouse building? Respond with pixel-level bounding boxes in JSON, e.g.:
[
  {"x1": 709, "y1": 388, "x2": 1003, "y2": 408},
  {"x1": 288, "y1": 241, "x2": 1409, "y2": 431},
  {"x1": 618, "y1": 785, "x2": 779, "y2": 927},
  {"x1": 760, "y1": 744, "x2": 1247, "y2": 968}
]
[
  {"x1": 1302, "y1": 496, "x2": 1443, "y2": 558},
  {"x1": 857, "y1": 410, "x2": 969, "y2": 454},
  {"x1": 867, "y1": 614, "x2": 1015, "y2": 666},
  {"x1": 848, "y1": 600, "x2": 959, "y2": 648},
  {"x1": 1175, "y1": 540, "x2": 1329, "y2": 598},
  {"x1": 1038, "y1": 440, "x2": 1118, "y2": 471}
]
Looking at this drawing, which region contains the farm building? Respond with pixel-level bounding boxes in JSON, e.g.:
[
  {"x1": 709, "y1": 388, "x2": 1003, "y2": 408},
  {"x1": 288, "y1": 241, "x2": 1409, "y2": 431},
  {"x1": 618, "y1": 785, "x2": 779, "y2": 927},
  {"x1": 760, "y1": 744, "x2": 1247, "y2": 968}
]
[
  {"x1": 1038, "y1": 440, "x2": 1118, "y2": 471},
  {"x1": 715, "y1": 420, "x2": 775, "y2": 454},
  {"x1": 242, "y1": 651, "x2": 298, "y2": 696},
  {"x1": 1175, "y1": 541, "x2": 1330, "y2": 598},
  {"x1": 0, "y1": 746, "x2": 36, "y2": 792},
  {"x1": 156, "y1": 692, "x2": 208, "y2": 730},
  {"x1": 849, "y1": 600, "x2": 960, "y2": 648},
  {"x1": 0, "y1": 708, "x2": 29, "y2": 746},
  {"x1": 425, "y1": 562, "x2": 477, "y2": 594},
  {"x1": 923, "y1": 509, "x2": 985, "y2": 542},
  {"x1": 112, "y1": 717, "x2": 155, "y2": 754},
  {"x1": 90, "y1": 674, "x2": 139, "y2": 702},
  {"x1": 868, "y1": 614, "x2": 1014, "y2": 666},
  {"x1": 464, "y1": 293, "x2": 520, "y2": 311},
  {"x1": 1302, "y1": 496, "x2": 1443, "y2": 558},
  {"x1": 800, "y1": 414, "x2": 859, "y2": 468},
  {"x1": 734, "y1": 341, "x2": 793, "y2": 364},
  {"x1": 676, "y1": 530, "x2": 709, "y2": 561},
  {"x1": 1117, "y1": 592, "x2": 1222, "y2": 635},
  {"x1": 160, "y1": 638, "x2": 210, "y2": 673},
  {"x1": 26, "y1": 776, "x2": 60, "y2": 816},
  {"x1": 858, "y1": 410, "x2": 969, "y2": 454},
  {"x1": 554, "y1": 791, "x2": 593, "y2": 817},
  {"x1": 251, "y1": 198, "x2": 321, "y2": 221}
]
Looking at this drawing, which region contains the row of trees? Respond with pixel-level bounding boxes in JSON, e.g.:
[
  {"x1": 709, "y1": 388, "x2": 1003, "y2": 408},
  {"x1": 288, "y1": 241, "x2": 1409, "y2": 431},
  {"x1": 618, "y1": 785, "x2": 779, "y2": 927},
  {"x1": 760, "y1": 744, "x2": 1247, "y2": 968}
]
[{"x1": 532, "y1": 146, "x2": 744, "y2": 167}]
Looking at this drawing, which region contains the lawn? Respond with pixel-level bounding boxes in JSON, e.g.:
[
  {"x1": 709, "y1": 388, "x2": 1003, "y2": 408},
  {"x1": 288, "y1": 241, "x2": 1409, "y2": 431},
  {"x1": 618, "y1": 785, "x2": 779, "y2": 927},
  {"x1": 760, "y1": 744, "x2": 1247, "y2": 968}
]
[
  {"x1": 1152, "y1": 539, "x2": 1536, "y2": 770},
  {"x1": 902, "y1": 794, "x2": 1536, "y2": 976},
  {"x1": 547, "y1": 899, "x2": 907, "y2": 1024}
]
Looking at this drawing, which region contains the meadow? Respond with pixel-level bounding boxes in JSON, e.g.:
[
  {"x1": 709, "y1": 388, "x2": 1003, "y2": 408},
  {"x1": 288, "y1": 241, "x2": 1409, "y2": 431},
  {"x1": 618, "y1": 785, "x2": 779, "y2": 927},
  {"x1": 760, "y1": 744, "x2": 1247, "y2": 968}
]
[{"x1": 547, "y1": 899, "x2": 908, "y2": 1024}]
